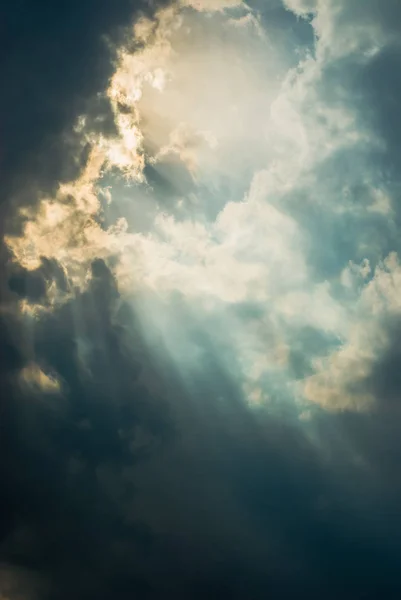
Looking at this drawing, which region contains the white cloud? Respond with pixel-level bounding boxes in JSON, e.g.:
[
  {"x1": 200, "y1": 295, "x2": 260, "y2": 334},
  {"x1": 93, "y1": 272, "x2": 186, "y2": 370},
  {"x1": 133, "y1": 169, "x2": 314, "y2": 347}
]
[
  {"x1": 303, "y1": 254, "x2": 401, "y2": 411},
  {"x1": 180, "y1": 0, "x2": 243, "y2": 11},
  {"x1": 6, "y1": 0, "x2": 401, "y2": 415}
]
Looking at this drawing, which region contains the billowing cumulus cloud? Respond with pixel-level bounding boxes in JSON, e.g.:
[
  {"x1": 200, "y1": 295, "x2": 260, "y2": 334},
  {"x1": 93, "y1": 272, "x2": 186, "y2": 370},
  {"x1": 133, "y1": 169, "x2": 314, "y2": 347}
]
[{"x1": 3, "y1": 0, "x2": 401, "y2": 599}]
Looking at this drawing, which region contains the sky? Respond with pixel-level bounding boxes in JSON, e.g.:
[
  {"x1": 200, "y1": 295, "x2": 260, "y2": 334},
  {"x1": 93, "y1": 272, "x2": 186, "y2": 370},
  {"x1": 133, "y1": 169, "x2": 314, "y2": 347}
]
[{"x1": 1, "y1": 0, "x2": 401, "y2": 598}]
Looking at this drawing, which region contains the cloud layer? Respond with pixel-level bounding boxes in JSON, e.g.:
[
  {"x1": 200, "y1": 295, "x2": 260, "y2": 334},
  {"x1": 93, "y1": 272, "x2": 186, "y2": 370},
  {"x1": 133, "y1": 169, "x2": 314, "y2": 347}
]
[{"x1": 3, "y1": 0, "x2": 401, "y2": 598}]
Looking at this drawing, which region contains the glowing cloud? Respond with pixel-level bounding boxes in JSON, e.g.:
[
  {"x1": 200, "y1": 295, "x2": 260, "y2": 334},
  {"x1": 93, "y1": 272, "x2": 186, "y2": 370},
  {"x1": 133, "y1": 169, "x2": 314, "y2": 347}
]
[
  {"x1": 19, "y1": 363, "x2": 61, "y2": 394},
  {"x1": 6, "y1": 0, "x2": 401, "y2": 414}
]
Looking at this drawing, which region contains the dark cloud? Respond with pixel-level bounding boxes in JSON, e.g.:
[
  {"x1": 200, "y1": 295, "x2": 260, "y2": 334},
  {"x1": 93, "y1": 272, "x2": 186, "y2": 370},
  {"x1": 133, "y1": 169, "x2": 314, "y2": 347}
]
[
  {"x1": 0, "y1": 0, "x2": 172, "y2": 211},
  {"x1": 3, "y1": 266, "x2": 401, "y2": 599},
  {"x1": 8, "y1": 258, "x2": 69, "y2": 305},
  {"x1": 0, "y1": 2, "x2": 174, "y2": 596},
  {"x1": 0, "y1": 260, "x2": 174, "y2": 597}
]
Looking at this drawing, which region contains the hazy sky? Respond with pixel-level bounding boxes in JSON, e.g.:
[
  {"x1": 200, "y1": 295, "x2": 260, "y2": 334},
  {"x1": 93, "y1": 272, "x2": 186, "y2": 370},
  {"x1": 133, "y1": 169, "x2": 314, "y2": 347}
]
[{"x1": 2, "y1": 1, "x2": 401, "y2": 598}]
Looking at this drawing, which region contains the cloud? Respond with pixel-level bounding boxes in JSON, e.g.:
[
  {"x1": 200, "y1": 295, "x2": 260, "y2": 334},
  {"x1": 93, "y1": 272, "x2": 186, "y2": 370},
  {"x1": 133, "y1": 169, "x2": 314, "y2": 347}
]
[
  {"x1": 4, "y1": 0, "x2": 401, "y2": 598},
  {"x1": 6, "y1": 0, "x2": 401, "y2": 421},
  {"x1": 0, "y1": 0, "x2": 170, "y2": 206},
  {"x1": 303, "y1": 253, "x2": 401, "y2": 412},
  {"x1": 0, "y1": 260, "x2": 177, "y2": 599},
  {"x1": 180, "y1": 0, "x2": 243, "y2": 11},
  {"x1": 19, "y1": 363, "x2": 61, "y2": 395},
  {"x1": 283, "y1": 0, "x2": 317, "y2": 16},
  {"x1": 4, "y1": 0, "x2": 331, "y2": 410}
]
